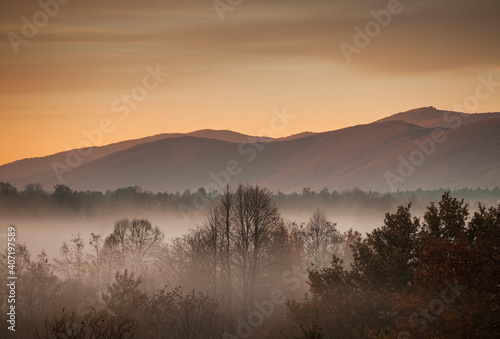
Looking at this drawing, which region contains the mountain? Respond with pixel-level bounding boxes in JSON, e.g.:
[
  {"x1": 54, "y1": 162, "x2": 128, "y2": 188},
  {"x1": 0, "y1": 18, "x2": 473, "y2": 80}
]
[
  {"x1": 375, "y1": 106, "x2": 500, "y2": 128},
  {"x1": 0, "y1": 130, "x2": 271, "y2": 184},
  {"x1": 188, "y1": 129, "x2": 272, "y2": 143},
  {"x1": 1, "y1": 109, "x2": 499, "y2": 193}
]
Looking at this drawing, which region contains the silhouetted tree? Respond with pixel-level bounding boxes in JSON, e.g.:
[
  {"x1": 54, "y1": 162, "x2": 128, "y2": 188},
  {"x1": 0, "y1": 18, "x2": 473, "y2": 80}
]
[
  {"x1": 104, "y1": 218, "x2": 164, "y2": 273},
  {"x1": 232, "y1": 184, "x2": 284, "y2": 318},
  {"x1": 53, "y1": 233, "x2": 87, "y2": 280},
  {"x1": 299, "y1": 209, "x2": 341, "y2": 269},
  {"x1": 102, "y1": 270, "x2": 146, "y2": 319},
  {"x1": 351, "y1": 204, "x2": 421, "y2": 292}
]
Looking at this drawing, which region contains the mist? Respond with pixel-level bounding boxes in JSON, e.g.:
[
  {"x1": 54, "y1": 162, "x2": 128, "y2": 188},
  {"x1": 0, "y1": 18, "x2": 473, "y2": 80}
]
[{"x1": 1, "y1": 183, "x2": 499, "y2": 338}]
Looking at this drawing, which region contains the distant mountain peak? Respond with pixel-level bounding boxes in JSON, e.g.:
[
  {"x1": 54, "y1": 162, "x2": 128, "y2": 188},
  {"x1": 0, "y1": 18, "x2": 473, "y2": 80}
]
[
  {"x1": 375, "y1": 107, "x2": 500, "y2": 129},
  {"x1": 407, "y1": 106, "x2": 437, "y2": 112}
]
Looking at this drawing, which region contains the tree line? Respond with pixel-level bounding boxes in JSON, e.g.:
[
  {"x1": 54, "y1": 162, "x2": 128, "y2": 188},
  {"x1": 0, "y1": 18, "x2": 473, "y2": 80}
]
[
  {"x1": 1, "y1": 181, "x2": 499, "y2": 219},
  {"x1": 0, "y1": 185, "x2": 498, "y2": 338}
]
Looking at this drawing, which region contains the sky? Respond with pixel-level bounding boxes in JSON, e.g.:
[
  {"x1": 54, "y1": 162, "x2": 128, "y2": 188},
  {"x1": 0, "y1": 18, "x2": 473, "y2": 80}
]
[{"x1": 1, "y1": 0, "x2": 499, "y2": 165}]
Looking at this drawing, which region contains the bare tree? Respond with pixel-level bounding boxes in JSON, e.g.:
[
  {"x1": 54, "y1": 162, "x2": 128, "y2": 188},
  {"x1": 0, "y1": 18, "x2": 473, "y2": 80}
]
[
  {"x1": 88, "y1": 233, "x2": 104, "y2": 292},
  {"x1": 219, "y1": 185, "x2": 233, "y2": 312},
  {"x1": 201, "y1": 185, "x2": 234, "y2": 312},
  {"x1": 300, "y1": 209, "x2": 341, "y2": 269},
  {"x1": 171, "y1": 185, "x2": 286, "y2": 319},
  {"x1": 232, "y1": 184, "x2": 283, "y2": 318},
  {"x1": 53, "y1": 233, "x2": 86, "y2": 280},
  {"x1": 104, "y1": 218, "x2": 164, "y2": 270}
]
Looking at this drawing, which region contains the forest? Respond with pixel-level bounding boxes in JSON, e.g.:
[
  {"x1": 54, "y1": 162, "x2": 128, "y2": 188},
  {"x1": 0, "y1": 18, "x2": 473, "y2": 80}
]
[
  {"x1": 1, "y1": 181, "x2": 499, "y2": 219},
  {"x1": 0, "y1": 184, "x2": 499, "y2": 338}
]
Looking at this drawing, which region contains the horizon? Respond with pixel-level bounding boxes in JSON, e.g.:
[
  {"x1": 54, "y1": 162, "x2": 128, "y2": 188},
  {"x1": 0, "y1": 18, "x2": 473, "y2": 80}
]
[
  {"x1": 1, "y1": 0, "x2": 500, "y2": 165},
  {"x1": 1, "y1": 105, "x2": 498, "y2": 166}
]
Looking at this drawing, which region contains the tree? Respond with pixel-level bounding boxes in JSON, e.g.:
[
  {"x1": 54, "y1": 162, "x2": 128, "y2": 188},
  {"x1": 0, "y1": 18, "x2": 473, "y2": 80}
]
[
  {"x1": 287, "y1": 203, "x2": 422, "y2": 338},
  {"x1": 53, "y1": 233, "x2": 87, "y2": 280},
  {"x1": 104, "y1": 218, "x2": 164, "y2": 273},
  {"x1": 422, "y1": 191, "x2": 469, "y2": 239},
  {"x1": 89, "y1": 233, "x2": 104, "y2": 291},
  {"x1": 170, "y1": 184, "x2": 289, "y2": 322},
  {"x1": 395, "y1": 200, "x2": 500, "y2": 338},
  {"x1": 22, "y1": 182, "x2": 45, "y2": 197},
  {"x1": 232, "y1": 184, "x2": 284, "y2": 318},
  {"x1": 286, "y1": 256, "x2": 390, "y2": 339},
  {"x1": 0, "y1": 182, "x2": 17, "y2": 196},
  {"x1": 17, "y1": 250, "x2": 61, "y2": 335},
  {"x1": 142, "y1": 287, "x2": 226, "y2": 339},
  {"x1": 196, "y1": 185, "x2": 234, "y2": 312},
  {"x1": 20, "y1": 183, "x2": 47, "y2": 217},
  {"x1": 351, "y1": 204, "x2": 421, "y2": 292},
  {"x1": 338, "y1": 228, "x2": 362, "y2": 268},
  {"x1": 218, "y1": 185, "x2": 234, "y2": 312},
  {"x1": 102, "y1": 270, "x2": 146, "y2": 319},
  {"x1": 36, "y1": 308, "x2": 136, "y2": 339},
  {"x1": 299, "y1": 209, "x2": 340, "y2": 269},
  {"x1": 52, "y1": 184, "x2": 81, "y2": 211}
]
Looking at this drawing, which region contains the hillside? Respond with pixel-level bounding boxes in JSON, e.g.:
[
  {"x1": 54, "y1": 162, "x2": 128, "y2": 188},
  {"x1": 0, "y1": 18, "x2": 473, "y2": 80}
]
[
  {"x1": 375, "y1": 106, "x2": 500, "y2": 128},
  {"x1": 1, "y1": 110, "x2": 498, "y2": 193},
  {"x1": 0, "y1": 130, "x2": 271, "y2": 184}
]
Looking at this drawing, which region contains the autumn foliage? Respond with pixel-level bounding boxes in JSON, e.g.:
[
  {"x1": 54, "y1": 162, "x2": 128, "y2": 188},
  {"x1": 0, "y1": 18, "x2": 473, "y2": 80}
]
[
  {"x1": 0, "y1": 189, "x2": 498, "y2": 338},
  {"x1": 286, "y1": 193, "x2": 499, "y2": 338}
]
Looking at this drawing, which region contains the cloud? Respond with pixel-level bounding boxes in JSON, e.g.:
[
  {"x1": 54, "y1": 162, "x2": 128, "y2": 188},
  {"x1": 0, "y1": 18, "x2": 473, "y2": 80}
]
[
  {"x1": 0, "y1": 0, "x2": 498, "y2": 121},
  {"x1": 1, "y1": 0, "x2": 498, "y2": 81}
]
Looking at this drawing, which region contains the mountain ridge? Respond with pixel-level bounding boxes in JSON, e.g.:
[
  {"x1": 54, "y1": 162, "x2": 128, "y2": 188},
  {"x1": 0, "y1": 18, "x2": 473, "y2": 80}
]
[
  {"x1": 375, "y1": 106, "x2": 500, "y2": 128},
  {"x1": 1, "y1": 108, "x2": 498, "y2": 193}
]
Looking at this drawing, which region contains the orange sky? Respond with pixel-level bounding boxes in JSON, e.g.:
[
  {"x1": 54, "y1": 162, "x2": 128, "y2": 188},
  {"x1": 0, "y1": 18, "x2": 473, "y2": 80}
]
[{"x1": 1, "y1": 0, "x2": 499, "y2": 166}]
